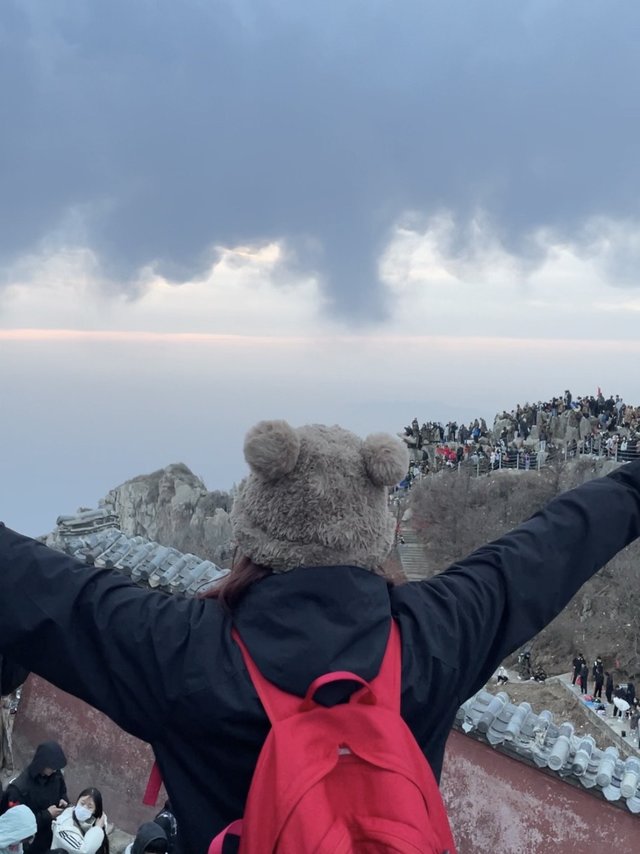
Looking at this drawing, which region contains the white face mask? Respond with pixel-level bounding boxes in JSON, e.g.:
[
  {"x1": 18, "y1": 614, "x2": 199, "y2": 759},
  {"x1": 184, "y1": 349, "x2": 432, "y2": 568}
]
[{"x1": 74, "y1": 804, "x2": 94, "y2": 822}]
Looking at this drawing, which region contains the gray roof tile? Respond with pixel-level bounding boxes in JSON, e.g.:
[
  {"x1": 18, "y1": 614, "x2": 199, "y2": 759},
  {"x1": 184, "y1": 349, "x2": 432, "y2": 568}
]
[
  {"x1": 47, "y1": 508, "x2": 229, "y2": 595},
  {"x1": 457, "y1": 689, "x2": 640, "y2": 814}
]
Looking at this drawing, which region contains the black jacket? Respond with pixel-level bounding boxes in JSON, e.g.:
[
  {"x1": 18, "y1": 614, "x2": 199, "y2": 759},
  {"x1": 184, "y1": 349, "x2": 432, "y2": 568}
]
[
  {"x1": 1, "y1": 741, "x2": 67, "y2": 854},
  {"x1": 131, "y1": 821, "x2": 168, "y2": 854},
  {"x1": 1, "y1": 460, "x2": 640, "y2": 853}
]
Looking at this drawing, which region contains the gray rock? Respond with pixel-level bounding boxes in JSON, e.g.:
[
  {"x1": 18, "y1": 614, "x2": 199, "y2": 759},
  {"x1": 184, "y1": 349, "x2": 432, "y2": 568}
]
[
  {"x1": 101, "y1": 464, "x2": 233, "y2": 566},
  {"x1": 492, "y1": 417, "x2": 514, "y2": 441},
  {"x1": 548, "y1": 414, "x2": 564, "y2": 439},
  {"x1": 564, "y1": 426, "x2": 580, "y2": 446},
  {"x1": 579, "y1": 416, "x2": 595, "y2": 439}
]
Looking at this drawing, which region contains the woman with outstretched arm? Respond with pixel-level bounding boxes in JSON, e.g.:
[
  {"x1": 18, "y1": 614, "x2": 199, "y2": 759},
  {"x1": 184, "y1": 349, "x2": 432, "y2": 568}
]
[{"x1": 1, "y1": 421, "x2": 639, "y2": 852}]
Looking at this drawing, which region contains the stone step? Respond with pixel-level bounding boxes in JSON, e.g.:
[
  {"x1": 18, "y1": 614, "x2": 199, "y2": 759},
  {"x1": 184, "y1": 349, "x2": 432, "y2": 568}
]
[{"x1": 398, "y1": 539, "x2": 428, "y2": 581}]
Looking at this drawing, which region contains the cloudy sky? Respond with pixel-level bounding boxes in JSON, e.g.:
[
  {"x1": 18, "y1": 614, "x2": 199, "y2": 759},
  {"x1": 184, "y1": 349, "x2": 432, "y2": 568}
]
[{"x1": 2, "y1": 0, "x2": 640, "y2": 535}]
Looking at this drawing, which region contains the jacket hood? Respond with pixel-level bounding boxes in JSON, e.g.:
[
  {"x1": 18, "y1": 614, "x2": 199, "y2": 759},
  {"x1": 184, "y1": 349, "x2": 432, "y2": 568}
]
[
  {"x1": 0, "y1": 805, "x2": 37, "y2": 846},
  {"x1": 233, "y1": 565, "x2": 392, "y2": 699},
  {"x1": 28, "y1": 741, "x2": 67, "y2": 776},
  {"x1": 132, "y1": 822, "x2": 167, "y2": 854}
]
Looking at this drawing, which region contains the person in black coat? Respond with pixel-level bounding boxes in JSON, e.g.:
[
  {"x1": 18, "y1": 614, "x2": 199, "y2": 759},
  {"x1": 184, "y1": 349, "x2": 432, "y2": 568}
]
[
  {"x1": 613, "y1": 685, "x2": 628, "y2": 718},
  {"x1": 605, "y1": 671, "x2": 614, "y2": 704},
  {"x1": 579, "y1": 661, "x2": 589, "y2": 694},
  {"x1": 592, "y1": 657, "x2": 604, "y2": 699},
  {"x1": 571, "y1": 653, "x2": 584, "y2": 685},
  {"x1": 0, "y1": 741, "x2": 68, "y2": 854},
  {"x1": 0, "y1": 423, "x2": 640, "y2": 852}
]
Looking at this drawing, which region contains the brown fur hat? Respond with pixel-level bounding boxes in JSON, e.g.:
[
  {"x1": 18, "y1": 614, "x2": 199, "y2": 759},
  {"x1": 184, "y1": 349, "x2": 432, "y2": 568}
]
[{"x1": 230, "y1": 420, "x2": 409, "y2": 572}]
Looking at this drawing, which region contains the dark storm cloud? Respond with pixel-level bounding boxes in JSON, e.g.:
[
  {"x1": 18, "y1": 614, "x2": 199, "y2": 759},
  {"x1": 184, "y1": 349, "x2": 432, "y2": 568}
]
[{"x1": 2, "y1": 0, "x2": 640, "y2": 320}]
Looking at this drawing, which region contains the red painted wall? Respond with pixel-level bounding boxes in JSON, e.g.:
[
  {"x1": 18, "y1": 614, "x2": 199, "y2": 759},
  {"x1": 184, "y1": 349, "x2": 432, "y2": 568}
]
[
  {"x1": 441, "y1": 729, "x2": 640, "y2": 852},
  {"x1": 10, "y1": 677, "x2": 640, "y2": 847},
  {"x1": 10, "y1": 675, "x2": 161, "y2": 833}
]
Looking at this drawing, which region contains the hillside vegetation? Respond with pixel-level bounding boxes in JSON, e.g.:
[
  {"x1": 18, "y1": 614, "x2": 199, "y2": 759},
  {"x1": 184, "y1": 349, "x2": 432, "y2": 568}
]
[{"x1": 409, "y1": 458, "x2": 640, "y2": 679}]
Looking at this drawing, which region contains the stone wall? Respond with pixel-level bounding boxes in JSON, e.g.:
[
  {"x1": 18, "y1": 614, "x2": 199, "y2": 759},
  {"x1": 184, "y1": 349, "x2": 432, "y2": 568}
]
[
  {"x1": 12, "y1": 677, "x2": 639, "y2": 851},
  {"x1": 11, "y1": 676, "x2": 159, "y2": 835}
]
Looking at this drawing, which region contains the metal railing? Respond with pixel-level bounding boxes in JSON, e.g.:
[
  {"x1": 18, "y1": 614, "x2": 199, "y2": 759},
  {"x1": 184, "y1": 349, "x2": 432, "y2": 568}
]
[{"x1": 395, "y1": 438, "x2": 640, "y2": 489}]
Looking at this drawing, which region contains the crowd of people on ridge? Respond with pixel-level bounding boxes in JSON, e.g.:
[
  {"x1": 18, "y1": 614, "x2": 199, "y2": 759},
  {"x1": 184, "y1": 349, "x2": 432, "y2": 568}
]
[
  {"x1": 401, "y1": 389, "x2": 640, "y2": 482},
  {"x1": 0, "y1": 740, "x2": 180, "y2": 854}
]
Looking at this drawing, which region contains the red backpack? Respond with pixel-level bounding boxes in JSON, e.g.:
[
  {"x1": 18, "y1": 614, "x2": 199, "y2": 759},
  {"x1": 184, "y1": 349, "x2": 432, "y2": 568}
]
[{"x1": 209, "y1": 621, "x2": 456, "y2": 854}]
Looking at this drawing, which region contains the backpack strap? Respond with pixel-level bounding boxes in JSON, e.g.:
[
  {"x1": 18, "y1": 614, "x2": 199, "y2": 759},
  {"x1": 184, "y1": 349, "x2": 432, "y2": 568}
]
[
  {"x1": 232, "y1": 619, "x2": 402, "y2": 722},
  {"x1": 142, "y1": 761, "x2": 163, "y2": 806}
]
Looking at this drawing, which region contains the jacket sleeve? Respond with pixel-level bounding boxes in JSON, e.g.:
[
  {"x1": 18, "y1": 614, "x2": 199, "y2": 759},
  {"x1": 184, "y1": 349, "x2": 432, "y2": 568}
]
[
  {"x1": 80, "y1": 826, "x2": 107, "y2": 854},
  {"x1": 58, "y1": 773, "x2": 68, "y2": 806},
  {"x1": 0, "y1": 525, "x2": 209, "y2": 740},
  {"x1": 54, "y1": 821, "x2": 106, "y2": 854},
  {"x1": 3, "y1": 783, "x2": 51, "y2": 830},
  {"x1": 405, "y1": 459, "x2": 640, "y2": 703}
]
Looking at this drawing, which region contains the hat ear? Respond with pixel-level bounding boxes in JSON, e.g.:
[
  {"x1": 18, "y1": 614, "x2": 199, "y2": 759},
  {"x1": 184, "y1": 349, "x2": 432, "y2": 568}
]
[
  {"x1": 243, "y1": 420, "x2": 301, "y2": 482},
  {"x1": 361, "y1": 433, "x2": 409, "y2": 486}
]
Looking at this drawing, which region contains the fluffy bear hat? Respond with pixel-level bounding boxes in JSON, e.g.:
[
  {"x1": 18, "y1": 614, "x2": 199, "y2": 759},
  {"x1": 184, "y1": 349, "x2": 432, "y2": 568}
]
[{"x1": 231, "y1": 420, "x2": 409, "y2": 572}]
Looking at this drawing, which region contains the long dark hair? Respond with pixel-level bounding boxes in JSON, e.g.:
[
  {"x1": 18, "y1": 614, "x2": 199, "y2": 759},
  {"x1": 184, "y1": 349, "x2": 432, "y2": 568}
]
[
  {"x1": 201, "y1": 551, "x2": 401, "y2": 611},
  {"x1": 201, "y1": 554, "x2": 273, "y2": 611},
  {"x1": 75, "y1": 787, "x2": 109, "y2": 854}
]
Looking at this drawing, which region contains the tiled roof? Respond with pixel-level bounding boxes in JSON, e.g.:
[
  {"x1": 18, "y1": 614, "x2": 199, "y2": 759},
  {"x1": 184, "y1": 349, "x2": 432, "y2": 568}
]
[
  {"x1": 456, "y1": 690, "x2": 640, "y2": 814},
  {"x1": 48, "y1": 509, "x2": 229, "y2": 595}
]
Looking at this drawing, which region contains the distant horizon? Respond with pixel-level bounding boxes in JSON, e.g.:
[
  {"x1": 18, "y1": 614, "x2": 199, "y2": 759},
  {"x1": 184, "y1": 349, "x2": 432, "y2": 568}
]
[{"x1": 8, "y1": 378, "x2": 634, "y2": 540}]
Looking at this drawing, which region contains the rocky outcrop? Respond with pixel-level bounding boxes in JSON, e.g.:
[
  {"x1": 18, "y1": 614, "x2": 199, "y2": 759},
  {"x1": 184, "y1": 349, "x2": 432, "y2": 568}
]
[
  {"x1": 490, "y1": 409, "x2": 607, "y2": 449},
  {"x1": 100, "y1": 463, "x2": 233, "y2": 566},
  {"x1": 492, "y1": 417, "x2": 515, "y2": 441}
]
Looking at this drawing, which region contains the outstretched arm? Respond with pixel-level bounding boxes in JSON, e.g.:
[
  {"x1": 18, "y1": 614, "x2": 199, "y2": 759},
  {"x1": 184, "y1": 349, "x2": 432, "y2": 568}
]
[
  {"x1": 405, "y1": 460, "x2": 640, "y2": 702},
  {"x1": 0, "y1": 525, "x2": 209, "y2": 740}
]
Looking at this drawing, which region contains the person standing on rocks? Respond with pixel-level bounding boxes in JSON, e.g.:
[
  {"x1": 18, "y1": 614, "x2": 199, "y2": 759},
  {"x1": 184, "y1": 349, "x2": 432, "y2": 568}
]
[
  {"x1": 571, "y1": 653, "x2": 584, "y2": 685},
  {"x1": 1, "y1": 423, "x2": 640, "y2": 852},
  {"x1": 605, "y1": 671, "x2": 614, "y2": 704},
  {"x1": 579, "y1": 660, "x2": 589, "y2": 695},
  {"x1": 592, "y1": 656, "x2": 604, "y2": 699},
  {"x1": 626, "y1": 681, "x2": 636, "y2": 706}
]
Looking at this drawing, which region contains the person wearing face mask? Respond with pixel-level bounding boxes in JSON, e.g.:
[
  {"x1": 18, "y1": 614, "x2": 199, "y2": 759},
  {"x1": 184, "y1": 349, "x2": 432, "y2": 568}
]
[
  {"x1": 0, "y1": 742, "x2": 67, "y2": 854},
  {"x1": 0, "y1": 805, "x2": 37, "y2": 854},
  {"x1": 51, "y1": 788, "x2": 109, "y2": 854}
]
